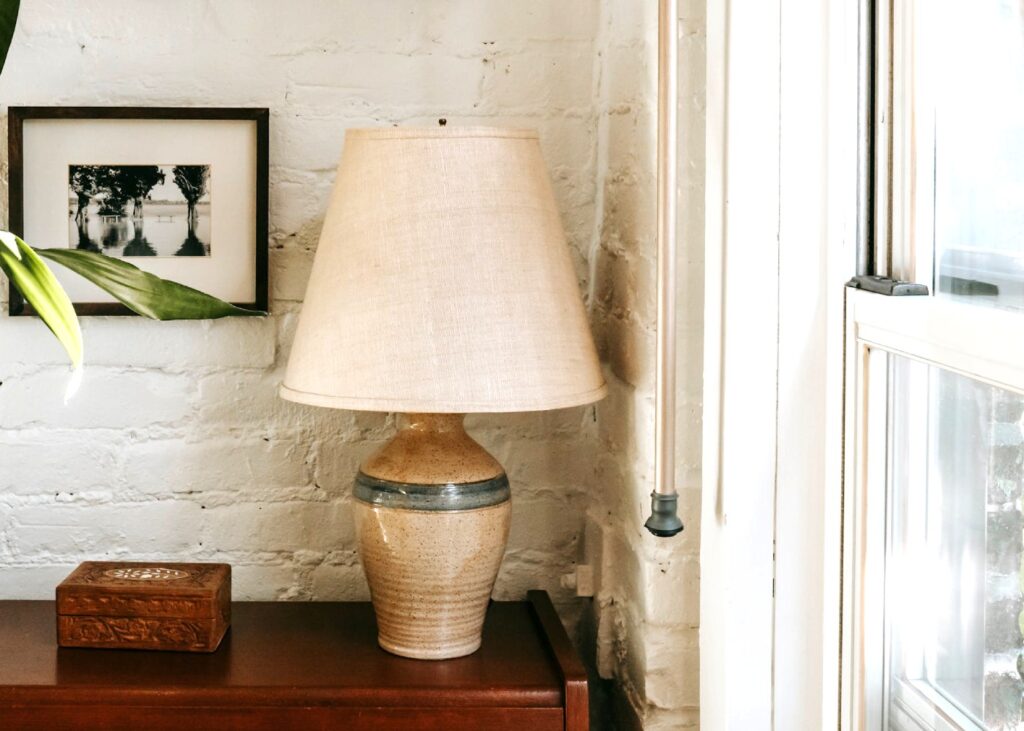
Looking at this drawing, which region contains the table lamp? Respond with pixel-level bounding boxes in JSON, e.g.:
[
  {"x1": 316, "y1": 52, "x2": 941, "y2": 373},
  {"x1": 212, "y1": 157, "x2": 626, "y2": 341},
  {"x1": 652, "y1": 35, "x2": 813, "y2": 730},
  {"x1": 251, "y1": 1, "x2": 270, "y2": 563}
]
[{"x1": 280, "y1": 127, "x2": 606, "y2": 660}]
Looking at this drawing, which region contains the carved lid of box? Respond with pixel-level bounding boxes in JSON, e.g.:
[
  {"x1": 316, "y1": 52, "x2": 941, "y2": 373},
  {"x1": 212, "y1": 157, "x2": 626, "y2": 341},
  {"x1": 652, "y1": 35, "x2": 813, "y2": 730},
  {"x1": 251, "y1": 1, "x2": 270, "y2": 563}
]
[{"x1": 57, "y1": 561, "x2": 231, "y2": 620}]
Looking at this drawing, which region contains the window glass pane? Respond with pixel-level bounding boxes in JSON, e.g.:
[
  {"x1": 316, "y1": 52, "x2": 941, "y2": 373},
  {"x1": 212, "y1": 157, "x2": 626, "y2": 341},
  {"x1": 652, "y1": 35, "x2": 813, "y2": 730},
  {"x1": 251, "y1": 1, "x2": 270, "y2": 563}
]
[
  {"x1": 887, "y1": 356, "x2": 1024, "y2": 730},
  {"x1": 917, "y1": 0, "x2": 1024, "y2": 311}
]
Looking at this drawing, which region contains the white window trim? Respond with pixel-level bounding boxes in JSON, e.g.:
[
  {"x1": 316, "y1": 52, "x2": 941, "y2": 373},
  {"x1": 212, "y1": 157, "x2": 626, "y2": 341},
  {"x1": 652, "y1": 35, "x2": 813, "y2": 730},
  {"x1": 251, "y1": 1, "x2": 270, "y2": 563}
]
[
  {"x1": 702, "y1": 0, "x2": 858, "y2": 728},
  {"x1": 693, "y1": 0, "x2": 1016, "y2": 727},
  {"x1": 840, "y1": 289, "x2": 1024, "y2": 731},
  {"x1": 852, "y1": 293, "x2": 1024, "y2": 396},
  {"x1": 825, "y1": 0, "x2": 1024, "y2": 725},
  {"x1": 701, "y1": 0, "x2": 780, "y2": 726}
]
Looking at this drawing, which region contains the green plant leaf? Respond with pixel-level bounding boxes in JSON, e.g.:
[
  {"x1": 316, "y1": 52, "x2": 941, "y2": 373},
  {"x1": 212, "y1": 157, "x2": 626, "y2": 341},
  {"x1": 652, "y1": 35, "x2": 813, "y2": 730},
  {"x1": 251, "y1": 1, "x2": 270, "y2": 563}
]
[
  {"x1": 0, "y1": 235, "x2": 82, "y2": 367},
  {"x1": 0, "y1": 230, "x2": 21, "y2": 259},
  {"x1": 0, "y1": 0, "x2": 20, "y2": 76},
  {"x1": 37, "y1": 248, "x2": 265, "y2": 320}
]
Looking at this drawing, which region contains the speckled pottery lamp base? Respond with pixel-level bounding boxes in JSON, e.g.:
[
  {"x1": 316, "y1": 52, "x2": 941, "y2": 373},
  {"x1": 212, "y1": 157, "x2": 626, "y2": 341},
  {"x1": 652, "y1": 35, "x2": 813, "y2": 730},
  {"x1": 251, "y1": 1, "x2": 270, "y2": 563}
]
[{"x1": 352, "y1": 413, "x2": 512, "y2": 660}]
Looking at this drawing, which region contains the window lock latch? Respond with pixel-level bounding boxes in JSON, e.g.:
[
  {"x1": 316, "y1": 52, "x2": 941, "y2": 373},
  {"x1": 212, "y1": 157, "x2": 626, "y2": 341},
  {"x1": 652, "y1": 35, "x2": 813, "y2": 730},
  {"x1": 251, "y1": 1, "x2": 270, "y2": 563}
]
[{"x1": 846, "y1": 275, "x2": 929, "y2": 296}]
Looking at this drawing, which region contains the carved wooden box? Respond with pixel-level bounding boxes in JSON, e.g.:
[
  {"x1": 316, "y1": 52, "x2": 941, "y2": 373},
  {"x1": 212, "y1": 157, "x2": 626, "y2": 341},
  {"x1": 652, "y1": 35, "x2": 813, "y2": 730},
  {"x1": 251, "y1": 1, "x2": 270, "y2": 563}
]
[{"x1": 56, "y1": 562, "x2": 231, "y2": 653}]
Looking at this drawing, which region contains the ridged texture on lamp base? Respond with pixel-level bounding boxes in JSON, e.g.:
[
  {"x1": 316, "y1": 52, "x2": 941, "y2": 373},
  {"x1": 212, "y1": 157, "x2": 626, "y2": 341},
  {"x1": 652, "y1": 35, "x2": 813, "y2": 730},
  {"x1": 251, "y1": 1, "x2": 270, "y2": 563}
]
[{"x1": 354, "y1": 500, "x2": 511, "y2": 660}]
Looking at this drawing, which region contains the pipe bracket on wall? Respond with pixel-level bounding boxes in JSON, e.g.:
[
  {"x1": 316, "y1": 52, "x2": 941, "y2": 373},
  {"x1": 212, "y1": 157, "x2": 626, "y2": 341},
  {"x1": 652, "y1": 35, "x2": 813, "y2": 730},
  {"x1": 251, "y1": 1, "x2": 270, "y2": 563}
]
[{"x1": 645, "y1": 0, "x2": 684, "y2": 538}]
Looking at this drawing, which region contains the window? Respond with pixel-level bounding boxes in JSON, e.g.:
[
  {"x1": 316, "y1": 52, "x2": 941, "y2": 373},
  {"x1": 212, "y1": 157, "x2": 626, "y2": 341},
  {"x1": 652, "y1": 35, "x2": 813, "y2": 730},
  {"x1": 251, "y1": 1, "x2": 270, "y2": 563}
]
[
  {"x1": 887, "y1": 360, "x2": 1024, "y2": 730},
  {"x1": 886, "y1": 0, "x2": 1024, "y2": 311},
  {"x1": 846, "y1": 1, "x2": 1024, "y2": 729}
]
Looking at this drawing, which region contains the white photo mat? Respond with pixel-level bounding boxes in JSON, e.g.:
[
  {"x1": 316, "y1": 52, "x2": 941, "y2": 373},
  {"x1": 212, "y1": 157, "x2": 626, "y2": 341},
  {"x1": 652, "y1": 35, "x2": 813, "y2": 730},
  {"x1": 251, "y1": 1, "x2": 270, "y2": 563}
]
[{"x1": 19, "y1": 116, "x2": 260, "y2": 306}]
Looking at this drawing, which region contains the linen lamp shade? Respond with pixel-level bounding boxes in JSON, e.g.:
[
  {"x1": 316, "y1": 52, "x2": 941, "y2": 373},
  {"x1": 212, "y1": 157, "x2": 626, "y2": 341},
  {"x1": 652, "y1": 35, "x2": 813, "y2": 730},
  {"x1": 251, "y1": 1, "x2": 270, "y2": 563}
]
[{"x1": 280, "y1": 127, "x2": 606, "y2": 413}]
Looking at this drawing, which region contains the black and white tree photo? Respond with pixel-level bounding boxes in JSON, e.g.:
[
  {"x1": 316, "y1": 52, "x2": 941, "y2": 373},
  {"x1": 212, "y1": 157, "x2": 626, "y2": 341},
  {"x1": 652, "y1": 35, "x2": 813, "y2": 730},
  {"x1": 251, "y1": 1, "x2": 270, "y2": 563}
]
[{"x1": 68, "y1": 164, "x2": 212, "y2": 257}]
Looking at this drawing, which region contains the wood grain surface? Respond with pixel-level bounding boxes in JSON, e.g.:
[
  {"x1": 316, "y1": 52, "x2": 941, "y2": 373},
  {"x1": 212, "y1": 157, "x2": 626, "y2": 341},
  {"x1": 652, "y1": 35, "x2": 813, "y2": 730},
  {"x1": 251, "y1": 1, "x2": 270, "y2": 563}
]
[{"x1": 0, "y1": 594, "x2": 589, "y2": 730}]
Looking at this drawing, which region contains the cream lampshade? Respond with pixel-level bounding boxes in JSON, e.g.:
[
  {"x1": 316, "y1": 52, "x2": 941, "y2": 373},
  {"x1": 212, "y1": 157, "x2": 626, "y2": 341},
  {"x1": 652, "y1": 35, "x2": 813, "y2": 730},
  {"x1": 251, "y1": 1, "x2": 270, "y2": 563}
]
[
  {"x1": 281, "y1": 127, "x2": 605, "y2": 412},
  {"x1": 280, "y1": 126, "x2": 605, "y2": 660}
]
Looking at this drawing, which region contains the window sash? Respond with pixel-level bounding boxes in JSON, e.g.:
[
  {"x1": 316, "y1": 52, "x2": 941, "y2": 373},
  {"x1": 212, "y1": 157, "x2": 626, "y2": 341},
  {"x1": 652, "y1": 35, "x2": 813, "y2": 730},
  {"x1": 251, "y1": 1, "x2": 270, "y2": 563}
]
[
  {"x1": 844, "y1": 0, "x2": 1024, "y2": 725},
  {"x1": 843, "y1": 289, "x2": 1024, "y2": 730},
  {"x1": 891, "y1": 678, "x2": 985, "y2": 731},
  {"x1": 851, "y1": 291, "x2": 1024, "y2": 396}
]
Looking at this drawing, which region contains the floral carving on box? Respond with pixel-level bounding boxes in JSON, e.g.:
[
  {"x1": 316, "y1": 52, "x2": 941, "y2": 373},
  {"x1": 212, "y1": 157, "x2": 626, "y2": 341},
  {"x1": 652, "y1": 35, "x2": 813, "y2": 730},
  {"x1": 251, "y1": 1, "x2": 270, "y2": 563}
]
[
  {"x1": 56, "y1": 561, "x2": 231, "y2": 653},
  {"x1": 59, "y1": 616, "x2": 206, "y2": 648}
]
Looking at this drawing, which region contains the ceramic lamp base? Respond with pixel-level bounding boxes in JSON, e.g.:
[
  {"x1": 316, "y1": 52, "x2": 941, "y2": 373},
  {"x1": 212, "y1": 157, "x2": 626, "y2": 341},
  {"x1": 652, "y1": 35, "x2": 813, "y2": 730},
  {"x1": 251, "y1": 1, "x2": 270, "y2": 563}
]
[{"x1": 352, "y1": 414, "x2": 511, "y2": 660}]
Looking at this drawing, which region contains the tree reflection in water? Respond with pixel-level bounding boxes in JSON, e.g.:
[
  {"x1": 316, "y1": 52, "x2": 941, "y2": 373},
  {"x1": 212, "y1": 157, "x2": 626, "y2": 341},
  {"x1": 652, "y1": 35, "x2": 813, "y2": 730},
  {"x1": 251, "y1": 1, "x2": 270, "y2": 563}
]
[
  {"x1": 123, "y1": 228, "x2": 157, "y2": 257},
  {"x1": 75, "y1": 216, "x2": 208, "y2": 258},
  {"x1": 72, "y1": 202, "x2": 209, "y2": 257},
  {"x1": 176, "y1": 230, "x2": 208, "y2": 257},
  {"x1": 75, "y1": 220, "x2": 99, "y2": 253},
  {"x1": 100, "y1": 220, "x2": 127, "y2": 249}
]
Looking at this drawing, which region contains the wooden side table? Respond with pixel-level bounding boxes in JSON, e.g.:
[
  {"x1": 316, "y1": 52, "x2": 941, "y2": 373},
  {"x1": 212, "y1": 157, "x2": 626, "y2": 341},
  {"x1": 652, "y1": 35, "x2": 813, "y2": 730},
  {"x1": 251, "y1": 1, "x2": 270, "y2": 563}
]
[{"x1": 0, "y1": 590, "x2": 587, "y2": 731}]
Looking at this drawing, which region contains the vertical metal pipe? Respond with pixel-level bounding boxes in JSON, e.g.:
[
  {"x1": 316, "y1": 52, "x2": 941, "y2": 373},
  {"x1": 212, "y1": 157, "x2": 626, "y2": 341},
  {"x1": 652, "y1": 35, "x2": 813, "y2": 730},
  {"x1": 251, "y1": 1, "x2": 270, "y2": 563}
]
[
  {"x1": 856, "y1": 0, "x2": 876, "y2": 276},
  {"x1": 645, "y1": 0, "x2": 684, "y2": 537}
]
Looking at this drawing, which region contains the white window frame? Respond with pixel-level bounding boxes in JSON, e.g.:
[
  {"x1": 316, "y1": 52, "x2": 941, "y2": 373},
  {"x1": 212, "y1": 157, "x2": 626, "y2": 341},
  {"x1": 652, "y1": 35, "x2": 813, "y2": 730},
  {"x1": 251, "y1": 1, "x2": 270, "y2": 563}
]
[
  {"x1": 702, "y1": 0, "x2": 1024, "y2": 726},
  {"x1": 837, "y1": 0, "x2": 1024, "y2": 728},
  {"x1": 842, "y1": 289, "x2": 1024, "y2": 730}
]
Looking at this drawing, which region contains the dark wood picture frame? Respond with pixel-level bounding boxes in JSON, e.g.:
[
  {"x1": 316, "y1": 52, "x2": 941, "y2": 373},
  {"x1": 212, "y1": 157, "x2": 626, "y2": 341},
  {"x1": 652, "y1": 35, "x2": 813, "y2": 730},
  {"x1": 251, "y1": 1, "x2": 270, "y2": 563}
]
[{"x1": 7, "y1": 106, "x2": 269, "y2": 316}]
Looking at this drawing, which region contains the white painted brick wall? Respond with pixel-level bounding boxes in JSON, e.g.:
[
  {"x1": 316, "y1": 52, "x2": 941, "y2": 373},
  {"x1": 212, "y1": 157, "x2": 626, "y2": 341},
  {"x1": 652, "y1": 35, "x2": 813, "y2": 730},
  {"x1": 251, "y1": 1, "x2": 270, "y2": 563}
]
[
  {"x1": 583, "y1": 0, "x2": 705, "y2": 728},
  {"x1": 0, "y1": 1, "x2": 601, "y2": 614},
  {"x1": 0, "y1": 2, "x2": 701, "y2": 728}
]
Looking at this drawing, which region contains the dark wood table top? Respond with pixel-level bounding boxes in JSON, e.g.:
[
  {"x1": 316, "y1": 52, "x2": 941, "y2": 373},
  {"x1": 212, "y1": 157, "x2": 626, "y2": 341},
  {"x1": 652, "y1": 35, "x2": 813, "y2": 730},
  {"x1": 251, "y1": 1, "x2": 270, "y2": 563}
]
[{"x1": 0, "y1": 591, "x2": 588, "y2": 731}]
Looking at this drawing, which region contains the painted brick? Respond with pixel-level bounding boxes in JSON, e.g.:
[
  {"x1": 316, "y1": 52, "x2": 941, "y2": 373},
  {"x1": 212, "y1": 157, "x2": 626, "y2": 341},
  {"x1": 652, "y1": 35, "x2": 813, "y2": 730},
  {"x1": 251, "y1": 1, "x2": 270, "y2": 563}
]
[
  {"x1": 643, "y1": 709, "x2": 701, "y2": 730},
  {"x1": 193, "y1": 366, "x2": 383, "y2": 442},
  {"x1": 230, "y1": 562, "x2": 306, "y2": 601},
  {"x1": 284, "y1": 51, "x2": 487, "y2": 114},
  {"x1": 270, "y1": 246, "x2": 316, "y2": 302},
  {"x1": 10, "y1": 502, "x2": 206, "y2": 555},
  {"x1": 268, "y1": 166, "x2": 335, "y2": 238},
  {"x1": 0, "y1": 369, "x2": 192, "y2": 429},
  {"x1": 643, "y1": 553, "x2": 700, "y2": 627},
  {"x1": 203, "y1": 501, "x2": 354, "y2": 554},
  {"x1": 645, "y1": 628, "x2": 700, "y2": 709},
  {"x1": 0, "y1": 436, "x2": 119, "y2": 495},
  {"x1": 424, "y1": 1, "x2": 600, "y2": 44},
  {"x1": 482, "y1": 46, "x2": 596, "y2": 112},
  {"x1": 194, "y1": 369, "x2": 307, "y2": 435},
  {"x1": 314, "y1": 437, "x2": 384, "y2": 498},
  {"x1": 467, "y1": 405, "x2": 594, "y2": 442},
  {"x1": 507, "y1": 494, "x2": 584, "y2": 554},
  {"x1": 123, "y1": 437, "x2": 312, "y2": 496},
  {"x1": 310, "y1": 557, "x2": 371, "y2": 601},
  {"x1": 0, "y1": 317, "x2": 276, "y2": 370},
  {"x1": 274, "y1": 115, "x2": 358, "y2": 175},
  {"x1": 204, "y1": 1, "x2": 432, "y2": 56},
  {"x1": 0, "y1": 565, "x2": 78, "y2": 599},
  {"x1": 495, "y1": 550, "x2": 579, "y2": 607},
  {"x1": 497, "y1": 438, "x2": 597, "y2": 495}
]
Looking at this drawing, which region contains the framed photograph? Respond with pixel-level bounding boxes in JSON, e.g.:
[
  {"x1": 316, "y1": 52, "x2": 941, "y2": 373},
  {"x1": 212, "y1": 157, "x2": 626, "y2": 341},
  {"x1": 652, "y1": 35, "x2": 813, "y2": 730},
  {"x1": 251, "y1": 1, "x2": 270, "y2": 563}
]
[{"x1": 8, "y1": 107, "x2": 268, "y2": 315}]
